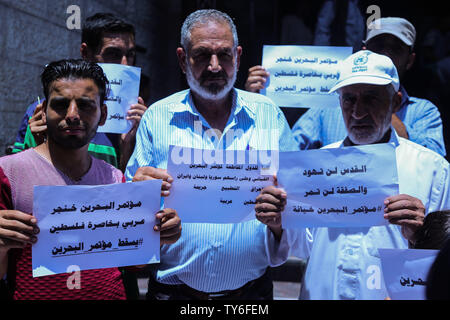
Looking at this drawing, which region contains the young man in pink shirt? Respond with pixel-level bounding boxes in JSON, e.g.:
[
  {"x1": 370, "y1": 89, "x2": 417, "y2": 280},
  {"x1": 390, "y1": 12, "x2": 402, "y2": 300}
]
[{"x1": 0, "y1": 59, "x2": 181, "y2": 300}]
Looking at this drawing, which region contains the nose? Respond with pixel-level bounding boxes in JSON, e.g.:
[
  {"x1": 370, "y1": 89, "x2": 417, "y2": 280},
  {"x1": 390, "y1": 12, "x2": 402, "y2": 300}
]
[
  {"x1": 352, "y1": 100, "x2": 368, "y2": 120},
  {"x1": 208, "y1": 54, "x2": 221, "y2": 73},
  {"x1": 66, "y1": 100, "x2": 80, "y2": 124},
  {"x1": 120, "y1": 55, "x2": 128, "y2": 65}
]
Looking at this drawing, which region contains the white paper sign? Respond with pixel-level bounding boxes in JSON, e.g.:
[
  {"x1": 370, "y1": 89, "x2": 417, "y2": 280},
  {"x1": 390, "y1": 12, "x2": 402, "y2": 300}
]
[
  {"x1": 164, "y1": 146, "x2": 276, "y2": 223},
  {"x1": 32, "y1": 180, "x2": 162, "y2": 277},
  {"x1": 278, "y1": 143, "x2": 399, "y2": 228},
  {"x1": 97, "y1": 63, "x2": 141, "y2": 134},
  {"x1": 261, "y1": 45, "x2": 352, "y2": 108},
  {"x1": 379, "y1": 248, "x2": 438, "y2": 300}
]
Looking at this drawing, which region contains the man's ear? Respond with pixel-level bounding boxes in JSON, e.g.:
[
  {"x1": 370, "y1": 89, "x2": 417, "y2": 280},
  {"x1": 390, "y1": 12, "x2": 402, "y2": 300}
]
[
  {"x1": 392, "y1": 89, "x2": 403, "y2": 112},
  {"x1": 235, "y1": 46, "x2": 242, "y2": 70},
  {"x1": 176, "y1": 47, "x2": 187, "y2": 74},
  {"x1": 406, "y1": 52, "x2": 416, "y2": 71},
  {"x1": 39, "y1": 99, "x2": 48, "y2": 125},
  {"x1": 99, "y1": 103, "x2": 107, "y2": 126},
  {"x1": 80, "y1": 43, "x2": 90, "y2": 60}
]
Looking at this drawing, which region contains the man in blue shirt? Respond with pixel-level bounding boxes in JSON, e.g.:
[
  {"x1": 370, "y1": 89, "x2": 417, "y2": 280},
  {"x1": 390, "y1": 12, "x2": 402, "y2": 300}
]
[
  {"x1": 125, "y1": 9, "x2": 298, "y2": 300},
  {"x1": 291, "y1": 17, "x2": 446, "y2": 156}
]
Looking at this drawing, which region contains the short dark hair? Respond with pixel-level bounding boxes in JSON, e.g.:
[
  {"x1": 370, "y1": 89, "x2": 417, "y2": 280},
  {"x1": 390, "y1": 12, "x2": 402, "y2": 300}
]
[
  {"x1": 41, "y1": 59, "x2": 110, "y2": 106},
  {"x1": 414, "y1": 211, "x2": 450, "y2": 250},
  {"x1": 81, "y1": 13, "x2": 135, "y2": 53},
  {"x1": 426, "y1": 237, "x2": 450, "y2": 299}
]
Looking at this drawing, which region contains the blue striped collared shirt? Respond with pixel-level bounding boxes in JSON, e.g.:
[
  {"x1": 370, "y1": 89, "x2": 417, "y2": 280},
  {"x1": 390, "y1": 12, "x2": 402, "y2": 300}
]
[
  {"x1": 292, "y1": 86, "x2": 446, "y2": 156},
  {"x1": 125, "y1": 88, "x2": 298, "y2": 292}
]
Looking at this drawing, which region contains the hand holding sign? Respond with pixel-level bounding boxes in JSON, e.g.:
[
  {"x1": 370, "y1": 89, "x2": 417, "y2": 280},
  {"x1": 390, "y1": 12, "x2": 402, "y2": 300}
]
[
  {"x1": 132, "y1": 166, "x2": 173, "y2": 197},
  {"x1": 384, "y1": 194, "x2": 425, "y2": 242},
  {"x1": 97, "y1": 63, "x2": 141, "y2": 134},
  {"x1": 255, "y1": 182, "x2": 287, "y2": 240},
  {"x1": 0, "y1": 210, "x2": 39, "y2": 249},
  {"x1": 245, "y1": 65, "x2": 270, "y2": 93},
  {"x1": 155, "y1": 208, "x2": 182, "y2": 245}
]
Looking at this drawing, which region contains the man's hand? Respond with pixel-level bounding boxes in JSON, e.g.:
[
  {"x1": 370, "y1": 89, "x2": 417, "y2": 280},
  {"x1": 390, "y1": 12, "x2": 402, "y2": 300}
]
[
  {"x1": 245, "y1": 66, "x2": 270, "y2": 93},
  {"x1": 384, "y1": 194, "x2": 425, "y2": 243},
  {"x1": 255, "y1": 185, "x2": 287, "y2": 241},
  {"x1": 0, "y1": 210, "x2": 39, "y2": 252},
  {"x1": 154, "y1": 208, "x2": 181, "y2": 245},
  {"x1": 132, "y1": 166, "x2": 173, "y2": 197},
  {"x1": 28, "y1": 103, "x2": 47, "y2": 146},
  {"x1": 119, "y1": 97, "x2": 148, "y2": 171},
  {"x1": 391, "y1": 114, "x2": 409, "y2": 139},
  {"x1": 126, "y1": 97, "x2": 148, "y2": 127}
]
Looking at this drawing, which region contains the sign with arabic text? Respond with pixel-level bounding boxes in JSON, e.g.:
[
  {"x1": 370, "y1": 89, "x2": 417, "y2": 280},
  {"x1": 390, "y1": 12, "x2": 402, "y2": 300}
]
[
  {"x1": 261, "y1": 45, "x2": 352, "y2": 108},
  {"x1": 278, "y1": 143, "x2": 398, "y2": 228},
  {"x1": 379, "y1": 248, "x2": 438, "y2": 300},
  {"x1": 97, "y1": 63, "x2": 141, "y2": 134},
  {"x1": 32, "y1": 180, "x2": 162, "y2": 277}
]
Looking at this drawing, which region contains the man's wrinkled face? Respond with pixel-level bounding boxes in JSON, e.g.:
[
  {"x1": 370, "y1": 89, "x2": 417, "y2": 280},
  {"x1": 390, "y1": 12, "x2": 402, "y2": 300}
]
[
  {"x1": 44, "y1": 78, "x2": 106, "y2": 149},
  {"x1": 181, "y1": 21, "x2": 241, "y2": 100},
  {"x1": 92, "y1": 32, "x2": 136, "y2": 66},
  {"x1": 339, "y1": 84, "x2": 397, "y2": 145}
]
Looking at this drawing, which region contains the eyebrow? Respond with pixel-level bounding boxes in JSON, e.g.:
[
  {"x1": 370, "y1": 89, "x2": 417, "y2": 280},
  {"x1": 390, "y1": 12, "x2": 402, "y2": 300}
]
[
  {"x1": 363, "y1": 89, "x2": 383, "y2": 96},
  {"x1": 191, "y1": 46, "x2": 233, "y2": 54},
  {"x1": 49, "y1": 96, "x2": 97, "y2": 105},
  {"x1": 102, "y1": 46, "x2": 136, "y2": 54}
]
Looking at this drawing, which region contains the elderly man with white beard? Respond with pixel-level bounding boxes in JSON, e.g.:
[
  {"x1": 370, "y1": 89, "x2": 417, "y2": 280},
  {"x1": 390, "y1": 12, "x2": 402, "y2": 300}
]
[
  {"x1": 255, "y1": 50, "x2": 450, "y2": 300},
  {"x1": 125, "y1": 9, "x2": 298, "y2": 300}
]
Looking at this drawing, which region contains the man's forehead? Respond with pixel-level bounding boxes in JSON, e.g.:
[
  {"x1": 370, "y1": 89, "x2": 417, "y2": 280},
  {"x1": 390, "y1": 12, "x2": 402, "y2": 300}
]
[
  {"x1": 340, "y1": 83, "x2": 389, "y2": 94},
  {"x1": 189, "y1": 21, "x2": 234, "y2": 47},
  {"x1": 367, "y1": 33, "x2": 407, "y2": 48},
  {"x1": 49, "y1": 78, "x2": 99, "y2": 97},
  {"x1": 100, "y1": 32, "x2": 135, "y2": 46}
]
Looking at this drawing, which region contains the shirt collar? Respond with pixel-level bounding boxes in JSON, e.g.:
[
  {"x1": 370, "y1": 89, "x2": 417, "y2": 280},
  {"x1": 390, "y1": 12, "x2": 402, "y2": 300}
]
[{"x1": 171, "y1": 88, "x2": 256, "y2": 120}]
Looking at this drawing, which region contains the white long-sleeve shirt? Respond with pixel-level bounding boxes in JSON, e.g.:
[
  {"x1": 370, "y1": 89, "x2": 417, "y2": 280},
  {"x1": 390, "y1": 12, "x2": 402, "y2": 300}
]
[{"x1": 267, "y1": 130, "x2": 450, "y2": 299}]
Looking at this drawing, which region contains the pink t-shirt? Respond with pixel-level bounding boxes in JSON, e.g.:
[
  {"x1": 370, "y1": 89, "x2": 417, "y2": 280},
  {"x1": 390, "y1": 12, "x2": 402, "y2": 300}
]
[{"x1": 0, "y1": 149, "x2": 126, "y2": 300}]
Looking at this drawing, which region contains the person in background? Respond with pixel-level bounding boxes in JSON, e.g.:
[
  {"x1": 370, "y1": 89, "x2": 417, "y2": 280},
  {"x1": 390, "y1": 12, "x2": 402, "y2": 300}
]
[
  {"x1": 12, "y1": 13, "x2": 148, "y2": 172},
  {"x1": 426, "y1": 238, "x2": 450, "y2": 300},
  {"x1": 291, "y1": 17, "x2": 446, "y2": 156},
  {"x1": 413, "y1": 210, "x2": 450, "y2": 250},
  {"x1": 313, "y1": 0, "x2": 365, "y2": 52},
  {"x1": 245, "y1": 17, "x2": 446, "y2": 157}
]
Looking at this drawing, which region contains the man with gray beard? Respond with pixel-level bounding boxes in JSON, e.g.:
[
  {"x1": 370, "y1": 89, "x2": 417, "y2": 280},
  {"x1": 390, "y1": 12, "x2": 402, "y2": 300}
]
[{"x1": 125, "y1": 9, "x2": 298, "y2": 299}]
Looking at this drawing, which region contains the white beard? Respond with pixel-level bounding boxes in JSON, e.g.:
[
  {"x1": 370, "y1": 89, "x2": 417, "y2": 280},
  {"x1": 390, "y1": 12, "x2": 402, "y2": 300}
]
[{"x1": 185, "y1": 61, "x2": 237, "y2": 100}]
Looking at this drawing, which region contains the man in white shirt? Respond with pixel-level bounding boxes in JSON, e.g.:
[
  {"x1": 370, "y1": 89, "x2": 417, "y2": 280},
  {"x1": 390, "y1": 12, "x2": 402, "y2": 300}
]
[{"x1": 256, "y1": 50, "x2": 450, "y2": 299}]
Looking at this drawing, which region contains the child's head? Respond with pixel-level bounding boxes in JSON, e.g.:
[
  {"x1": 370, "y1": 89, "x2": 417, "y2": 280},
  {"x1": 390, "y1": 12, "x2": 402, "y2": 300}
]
[{"x1": 414, "y1": 210, "x2": 450, "y2": 249}]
